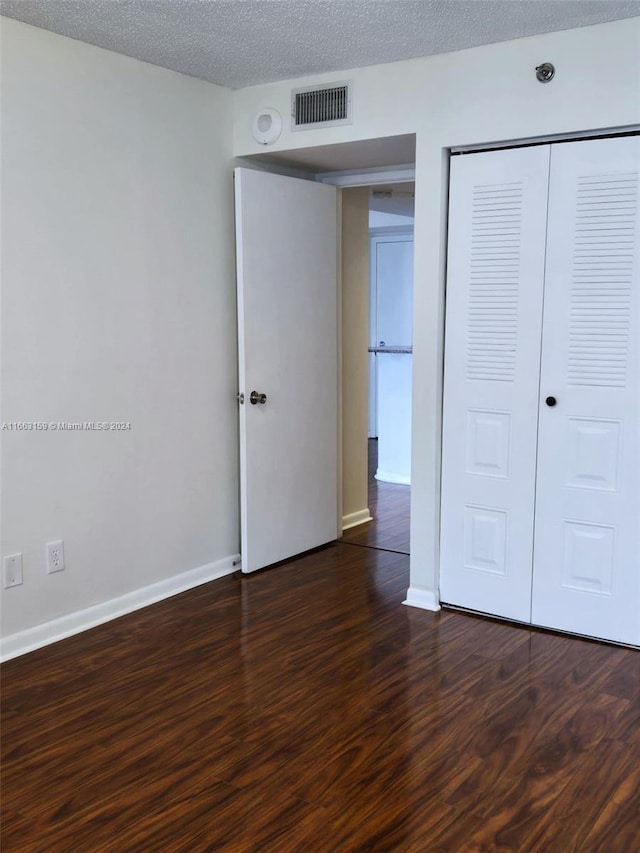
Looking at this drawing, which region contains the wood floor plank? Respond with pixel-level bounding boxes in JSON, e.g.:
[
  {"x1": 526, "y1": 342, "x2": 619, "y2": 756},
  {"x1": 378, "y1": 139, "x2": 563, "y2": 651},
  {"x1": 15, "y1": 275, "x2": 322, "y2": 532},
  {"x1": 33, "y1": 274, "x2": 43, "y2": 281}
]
[
  {"x1": 607, "y1": 691, "x2": 640, "y2": 746},
  {"x1": 322, "y1": 793, "x2": 480, "y2": 853},
  {"x1": 105, "y1": 787, "x2": 326, "y2": 853},
  {"x1": 599, "y1": 651, "x2": 640, "y2": 700},
  {"x1": 453, "y1": 691, "x2": 633, "y2": 851},
  {"x1": 577, "y1": 744, "x2": 640, "y2": 853},
  {"x1": 525, "y1": 738, "x2": 638, "y2": 853}
]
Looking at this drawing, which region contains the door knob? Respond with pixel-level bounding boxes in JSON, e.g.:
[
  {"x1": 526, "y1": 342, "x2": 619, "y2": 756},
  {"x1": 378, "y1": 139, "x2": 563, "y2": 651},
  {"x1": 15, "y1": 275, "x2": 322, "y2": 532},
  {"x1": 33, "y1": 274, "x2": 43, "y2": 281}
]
[
  {"x1": 545, "y1": 396, "x2": 557, "y2": 407},
  {"x1": 250, "y1": 391, "x2": 267, "y2": 405}
]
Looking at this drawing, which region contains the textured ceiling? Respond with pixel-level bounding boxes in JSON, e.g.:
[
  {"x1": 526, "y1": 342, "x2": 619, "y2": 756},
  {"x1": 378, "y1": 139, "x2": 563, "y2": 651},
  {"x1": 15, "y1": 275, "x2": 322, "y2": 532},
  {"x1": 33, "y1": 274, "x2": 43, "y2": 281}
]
[{"x1": 1, "y1": 0, "x2": 639, "y2": 89}]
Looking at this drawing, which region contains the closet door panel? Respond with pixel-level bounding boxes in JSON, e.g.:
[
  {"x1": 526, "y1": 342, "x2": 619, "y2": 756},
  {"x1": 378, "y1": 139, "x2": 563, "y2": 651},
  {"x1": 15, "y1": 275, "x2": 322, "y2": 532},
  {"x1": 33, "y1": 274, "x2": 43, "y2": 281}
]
[
  {"x1": 532, "y1": 136, "x2": 640, "y2": 645},
  {"x1": 440, "y1": 146, "x2": 550, "y2": 621}
]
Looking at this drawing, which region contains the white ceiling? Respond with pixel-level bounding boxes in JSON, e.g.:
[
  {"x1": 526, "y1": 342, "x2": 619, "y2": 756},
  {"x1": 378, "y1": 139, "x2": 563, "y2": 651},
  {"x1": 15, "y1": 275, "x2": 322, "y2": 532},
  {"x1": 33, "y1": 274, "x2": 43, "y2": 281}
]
[{"x1": 1, "y1": 0, "x2": 639, "y2": 89}]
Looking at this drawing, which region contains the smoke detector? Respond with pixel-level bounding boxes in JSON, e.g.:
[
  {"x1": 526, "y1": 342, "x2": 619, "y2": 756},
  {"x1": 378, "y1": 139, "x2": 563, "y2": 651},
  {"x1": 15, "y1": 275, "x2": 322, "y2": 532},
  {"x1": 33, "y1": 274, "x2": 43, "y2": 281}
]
[{"x1": 252, "y1": 109, "x2": 282, "y2": 145}]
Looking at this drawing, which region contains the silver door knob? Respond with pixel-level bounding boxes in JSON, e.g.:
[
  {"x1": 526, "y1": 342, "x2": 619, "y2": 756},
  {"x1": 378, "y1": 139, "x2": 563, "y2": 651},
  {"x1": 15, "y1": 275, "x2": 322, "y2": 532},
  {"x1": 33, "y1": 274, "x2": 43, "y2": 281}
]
[{"x1": 250, "y1": 391, "x2": 267, "y2": 405}]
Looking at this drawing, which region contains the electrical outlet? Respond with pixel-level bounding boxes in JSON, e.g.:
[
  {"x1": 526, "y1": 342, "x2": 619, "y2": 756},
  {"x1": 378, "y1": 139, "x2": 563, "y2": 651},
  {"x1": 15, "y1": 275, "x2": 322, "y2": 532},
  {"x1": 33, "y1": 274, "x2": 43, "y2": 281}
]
[
  {"x1": 3, "y1": 554, "x2": 23, "y2": 588},
  {"x1": 47, "y1": 540, "x2": 65, "y2": 574}
]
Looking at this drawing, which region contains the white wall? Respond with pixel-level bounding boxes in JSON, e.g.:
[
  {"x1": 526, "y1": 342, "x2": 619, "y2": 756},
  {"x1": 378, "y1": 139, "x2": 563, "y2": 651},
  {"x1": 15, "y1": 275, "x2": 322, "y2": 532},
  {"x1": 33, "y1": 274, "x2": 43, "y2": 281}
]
[
  {"x1": 233, "y1": 18, "x2": 640, "y2": 604},
  {"x1": 0, "y1": 19, "x2": 238, "y2": 651}
]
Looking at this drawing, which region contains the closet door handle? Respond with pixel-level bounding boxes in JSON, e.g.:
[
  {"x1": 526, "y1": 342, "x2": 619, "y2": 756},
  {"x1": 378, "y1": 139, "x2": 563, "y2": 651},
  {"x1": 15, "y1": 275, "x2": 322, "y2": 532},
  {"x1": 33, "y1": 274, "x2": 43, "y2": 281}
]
[{"x1": 545, "y1": 396, "x2": 557, "y2": 407}]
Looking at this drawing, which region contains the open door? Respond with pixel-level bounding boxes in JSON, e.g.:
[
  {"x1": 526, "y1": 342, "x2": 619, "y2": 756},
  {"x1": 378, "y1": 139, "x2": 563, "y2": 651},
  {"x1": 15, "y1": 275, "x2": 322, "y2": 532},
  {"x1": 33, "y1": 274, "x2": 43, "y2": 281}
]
[{"x1": 234, "y1": 167, "x2": 339, "y2": 573}]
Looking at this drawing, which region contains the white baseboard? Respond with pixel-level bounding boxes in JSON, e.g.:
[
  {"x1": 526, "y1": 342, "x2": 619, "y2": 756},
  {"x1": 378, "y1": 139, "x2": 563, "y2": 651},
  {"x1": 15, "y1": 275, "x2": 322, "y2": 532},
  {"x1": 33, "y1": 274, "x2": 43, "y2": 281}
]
[
  {"x1": 0, "y1": 554, "x2": 240, "y2": 662},
  {"x1": 342, "y1": 508, "x2": 373, "y2": 531},
  {"x1": 403, "y1": 586, "x2": 441, "y2": 612},
  {"x1": 375, "y1": 470, "x2": 411, "y2": 485}
]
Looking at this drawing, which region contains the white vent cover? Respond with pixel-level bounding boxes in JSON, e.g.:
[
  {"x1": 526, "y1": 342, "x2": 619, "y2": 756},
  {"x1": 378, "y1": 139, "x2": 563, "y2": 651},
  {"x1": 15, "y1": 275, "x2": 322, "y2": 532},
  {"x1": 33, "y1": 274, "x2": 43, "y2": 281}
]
[{"x1": 292, "y1": 82, "x2": 352, "y2": 131}]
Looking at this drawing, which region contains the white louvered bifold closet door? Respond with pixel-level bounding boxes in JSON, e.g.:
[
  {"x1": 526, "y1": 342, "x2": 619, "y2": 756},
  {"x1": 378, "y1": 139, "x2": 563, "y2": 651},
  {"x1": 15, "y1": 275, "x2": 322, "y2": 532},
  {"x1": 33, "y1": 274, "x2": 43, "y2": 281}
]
[
  {"x1": 440, "y1": 146, "x2": 551, "y2": 622},
  {"x1": 531, "y1": 137, "x2": 640, "y2": 645}
]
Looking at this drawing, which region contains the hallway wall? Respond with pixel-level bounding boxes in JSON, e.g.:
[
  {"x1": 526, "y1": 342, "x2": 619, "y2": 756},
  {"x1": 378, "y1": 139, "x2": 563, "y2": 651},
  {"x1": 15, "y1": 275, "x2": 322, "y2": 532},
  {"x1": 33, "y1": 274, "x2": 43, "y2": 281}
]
[{"x1": 340, "y1": 187, "x2": 371, "y2": 529}]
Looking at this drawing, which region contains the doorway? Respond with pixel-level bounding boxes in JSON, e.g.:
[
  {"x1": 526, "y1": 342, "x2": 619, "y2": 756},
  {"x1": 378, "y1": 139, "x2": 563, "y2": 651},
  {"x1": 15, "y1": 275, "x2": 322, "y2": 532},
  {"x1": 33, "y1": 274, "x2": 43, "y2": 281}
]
[
  {"x1": 343, "y1": 182, "x2": 414, "y2": 555},
  {"x1": 235, "y1": 134, "x2": 416, "y2": 571}
]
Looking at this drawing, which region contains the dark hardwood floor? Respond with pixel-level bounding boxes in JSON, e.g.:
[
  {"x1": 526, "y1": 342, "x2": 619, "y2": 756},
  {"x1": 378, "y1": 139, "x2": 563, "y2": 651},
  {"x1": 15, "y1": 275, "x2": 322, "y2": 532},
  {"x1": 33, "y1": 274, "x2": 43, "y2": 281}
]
[
  {"x1": 341, "y1": 438, "x2": 410, "y2": 554},
  {"x1": 2, "y1": 538, "x2": 638, "y2": 852}
]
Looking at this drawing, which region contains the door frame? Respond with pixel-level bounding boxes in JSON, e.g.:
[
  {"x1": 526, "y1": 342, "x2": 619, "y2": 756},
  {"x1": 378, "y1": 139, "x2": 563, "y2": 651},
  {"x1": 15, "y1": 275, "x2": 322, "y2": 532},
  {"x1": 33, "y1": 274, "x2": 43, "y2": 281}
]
[
  {"x1": 323, "y1": 168, "x2": 415, "y2": 534},
  {"x1": 233, "y1": 159, "x2": 416, "y2": 550}
]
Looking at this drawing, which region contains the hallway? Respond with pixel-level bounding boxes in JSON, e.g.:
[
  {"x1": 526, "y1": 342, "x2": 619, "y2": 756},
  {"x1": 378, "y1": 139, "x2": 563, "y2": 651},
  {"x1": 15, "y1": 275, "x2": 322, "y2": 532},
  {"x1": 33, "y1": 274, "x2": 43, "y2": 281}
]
[{"x1": 341, "y1": 438, "x2": 410, "y2": 554}]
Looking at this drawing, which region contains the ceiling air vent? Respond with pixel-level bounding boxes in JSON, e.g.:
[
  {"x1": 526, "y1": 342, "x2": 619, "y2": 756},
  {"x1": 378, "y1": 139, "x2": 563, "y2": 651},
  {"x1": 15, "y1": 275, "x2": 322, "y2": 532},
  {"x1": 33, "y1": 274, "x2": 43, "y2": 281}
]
[{"x1": 292, "y1": 82, "x2": 352, "y2": 131}]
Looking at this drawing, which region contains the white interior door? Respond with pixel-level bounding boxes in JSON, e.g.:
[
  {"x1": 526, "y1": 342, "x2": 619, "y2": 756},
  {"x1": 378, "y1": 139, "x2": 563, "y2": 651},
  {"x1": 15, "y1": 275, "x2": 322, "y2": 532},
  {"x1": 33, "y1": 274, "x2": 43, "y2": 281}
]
[
  {"x1": 374, "y1": 236, "x2": 414, "y2": 347},
  {"x1": 368, "y1": 243, "x2": 378, "y2": 438},
  {"x1": 440, "y1": 146, "x2": 550, "y2": 622},
  {"x1": 372, "y1": 233, "x2": 414, "y2": 484},
  {"x1": 234, "y1": 168, "x2": 338, "y2": 573},
  {"x1": 532, "y1": 137, "x2": 640, "y2": 645}
]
